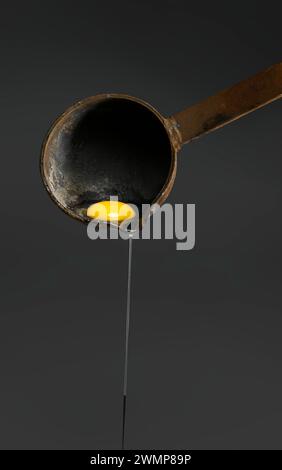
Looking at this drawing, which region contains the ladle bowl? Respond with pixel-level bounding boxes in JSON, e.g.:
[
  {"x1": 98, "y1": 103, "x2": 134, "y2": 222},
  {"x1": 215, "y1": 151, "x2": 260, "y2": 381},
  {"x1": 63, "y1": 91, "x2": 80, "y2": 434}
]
[
  {"x1": 41, "y1": 63, "x2": 282, "y2": 222},
  {"x1": 41, "y1": 94, "x2": 179, "y2": 222}
]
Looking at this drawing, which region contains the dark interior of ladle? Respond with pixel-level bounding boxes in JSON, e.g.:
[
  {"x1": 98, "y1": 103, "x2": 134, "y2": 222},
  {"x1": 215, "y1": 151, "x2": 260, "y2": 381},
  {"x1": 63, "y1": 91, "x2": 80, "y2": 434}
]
[{"x1": 43, "y1": 97, "x2": 172, "y2": 220}]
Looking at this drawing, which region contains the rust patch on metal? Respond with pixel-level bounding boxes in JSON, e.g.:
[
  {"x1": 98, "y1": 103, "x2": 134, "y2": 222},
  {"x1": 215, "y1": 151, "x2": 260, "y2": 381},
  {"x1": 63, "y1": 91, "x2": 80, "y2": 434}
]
[
  {"x1": 164, "y1": 117, "x2": 182, "y2": 152},
  {"x1": 172, "y1": 62, "x2": 282, "y2": 144}
]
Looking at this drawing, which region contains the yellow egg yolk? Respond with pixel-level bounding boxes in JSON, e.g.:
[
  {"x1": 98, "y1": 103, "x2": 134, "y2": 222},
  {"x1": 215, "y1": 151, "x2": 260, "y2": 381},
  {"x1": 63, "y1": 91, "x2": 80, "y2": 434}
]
[{"x1": 87, "y1": 200, "x2": 136, "y2": 222}]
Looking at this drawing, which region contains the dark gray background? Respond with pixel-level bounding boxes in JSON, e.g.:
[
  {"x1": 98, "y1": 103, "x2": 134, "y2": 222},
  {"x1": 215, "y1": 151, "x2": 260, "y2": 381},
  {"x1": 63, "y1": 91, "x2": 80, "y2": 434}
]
[{"x1": 0, "y1": 0, "x2": 281, "y2": 450}]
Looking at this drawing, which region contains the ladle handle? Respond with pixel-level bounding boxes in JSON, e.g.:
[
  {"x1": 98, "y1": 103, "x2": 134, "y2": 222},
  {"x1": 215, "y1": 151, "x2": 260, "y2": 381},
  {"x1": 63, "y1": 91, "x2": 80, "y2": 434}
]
[{"x1": 171, "y1": 62, "x2": 282, "y2": 146}]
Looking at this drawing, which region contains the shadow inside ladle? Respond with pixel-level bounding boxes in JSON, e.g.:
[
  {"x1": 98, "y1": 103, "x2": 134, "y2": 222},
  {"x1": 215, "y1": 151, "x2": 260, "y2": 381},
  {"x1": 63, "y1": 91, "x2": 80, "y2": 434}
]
[{"x1": 46, "y1": 98, "x2": 172, "y2": 221}]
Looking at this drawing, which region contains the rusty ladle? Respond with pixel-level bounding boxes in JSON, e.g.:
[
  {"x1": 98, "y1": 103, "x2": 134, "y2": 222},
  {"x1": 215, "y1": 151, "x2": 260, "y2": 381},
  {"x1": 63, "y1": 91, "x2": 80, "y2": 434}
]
[
  {"x1": 41, "y1": 62, "x2": 282, "y2": 222},
  {"x1": 40, "y1": 62, "x2": 281, "y2": 449}
]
